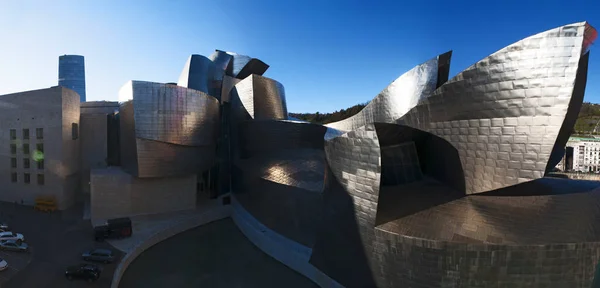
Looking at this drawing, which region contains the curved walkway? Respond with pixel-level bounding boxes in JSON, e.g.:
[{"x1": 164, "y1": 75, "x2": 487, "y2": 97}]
[{"x1": 119, "y1": 218, "x2": 317, "y2": 288}]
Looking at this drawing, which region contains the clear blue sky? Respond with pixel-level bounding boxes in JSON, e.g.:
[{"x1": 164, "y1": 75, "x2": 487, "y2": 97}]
[{"x1": 0, "y1": 0, "x2": 599, "y2": 113}]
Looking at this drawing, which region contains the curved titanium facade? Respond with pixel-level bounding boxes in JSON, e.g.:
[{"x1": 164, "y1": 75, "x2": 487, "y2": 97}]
[
  {"x1": 118, "y1": 81, "x2": 219, "y2": 178},
  {"x1": 58, "y1": 55, "x2": 86, "y2": 102},
  {"x1": 310, "y1": 22, "x2": 600, "y2": 288},
  {"x1": 177, "y1": 55, "x2": 221, "y2": 99},
  {"x1": 397, "y1": 21, "x2": 595, "y2": 194},
  {"x1": 325, "y1": 51, "x2": 451, "y2": 132},
  {"x1": 231, "y1": 74, "x2": 288, "y2": 120},
  {"x1": 111, "y1": 22, "x2": 599, "y2": 288},
  {"x1": 232, "y1": 120, "x2": 326, "y2": 246},
  {"x1": 209, "y1": 50, "x2": 269, "y2": 79}
]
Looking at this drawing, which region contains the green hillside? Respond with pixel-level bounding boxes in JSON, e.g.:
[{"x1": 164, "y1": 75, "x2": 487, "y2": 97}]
[
  {"x1": 289, "y1": 102, "x2": 368, "y2": 124},
  {"x1": 574, "y1": 102, "x2": 600, "y2": 135},
  {"x1": 290, "y1": 102, "x2": 600, "y2": 135}
]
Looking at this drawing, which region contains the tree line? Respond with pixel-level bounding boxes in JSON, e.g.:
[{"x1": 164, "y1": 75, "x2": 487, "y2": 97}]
[{"x1": 289, "y1": 102, "x2": 369, "y2": 124}]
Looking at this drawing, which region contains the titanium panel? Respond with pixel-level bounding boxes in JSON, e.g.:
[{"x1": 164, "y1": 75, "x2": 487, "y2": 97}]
[
  {"x1": 117, "y1": 81, "x2": 219, "y2": 178},
  {"x1": 209, "y1": 49, "x2": 269, "y2": 79},
  {"x1": 221, "y1": 75, "x2": 241, "y2": 103},
  {"x1": 238, "y1": 120, "x2": 326, "y2": 158},
  {"x1": 208, "y1": 50, "x2": 233, "y2": 75},
  {"x1": 118, "y1": 101, "x2": 139, "y2": 176},
  {"x1": 119, "y1": 81, "x2": 220, "y2": 147},
  {"x1": 135, "y1": 138, "x2": 215, "y2": 178},
  {"x1": 398, "y1": 21, "x2": 597, "y2": 194},
  {"x1": 233, "y1": 75, "x2": 288, "y2": 120},
  {"x1": 177, "y1": 55, "x2": 222, "y2": 99},
  {"x1": 546, "y1": 51, "x2": 589, "y2": 172},
  {"x1": 313, "y1": 23, "x2": 600, "y2": 288},
  {"x1": 325, "y1": 52, "x2": 451, "y2": 132}
]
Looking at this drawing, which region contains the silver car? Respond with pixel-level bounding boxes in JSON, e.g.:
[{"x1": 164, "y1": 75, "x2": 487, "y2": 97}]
[
  {"x1": 82, "y1": 249, "x2": 114, "y2": 263},
  {"x1": 0, "y1": 232, "x2": 24, "y2": 242},
  {"x1": 0, "y1": 258, "x2": 7, "y2": 271},
  {"x1": 0, "y1": 240, "x2": 28, "y2": 252}
]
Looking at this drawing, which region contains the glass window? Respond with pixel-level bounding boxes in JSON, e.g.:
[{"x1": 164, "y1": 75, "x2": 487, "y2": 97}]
[
  {"x1": 10, "y1": 144, "x2": 16, "y2": 154},
  {"x1": 72, "y1": 123, "x2": 79, "y2": 140},
  {"x1": 36, "y1": 128, "x2": 43, "y2": 139},
  {"x1": 24, "y1": 173, "x2": 30, "y2": 184},
  {"x1": 37, "y1": 174, "x2": 44, "y2": 185},
  {"x1": 11, "y1": 173, "x2": 17, "y2": 183},
  {"x1": 10, "y1": 158, "x2": 16, "y2": 168},
  {"x1": 36, "y1": 143, "x2": 43, "y2": 153},
  {"x1": 37, "y1": 159, "x2": 44, "y2": 170},
  {"x1": 23, "y1": 158, "x2": 30, "y2": 169},
  {"x1": 9, "y1": 129, "x2": 16, "y2": 140},
  {"x1": 23, "y1": 129, "x2": 29, "y2": 140},
  {"x1": 23, "y1": 144, "x2": 29, "y2": 155}
]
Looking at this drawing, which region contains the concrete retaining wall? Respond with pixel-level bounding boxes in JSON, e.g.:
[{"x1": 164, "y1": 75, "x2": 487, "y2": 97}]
[
  {"x1": 231, "y1": 195, "x2": 343, "y2": 288},
  {"x1": 110, "y1": 204, "x2": 231, "y2": 288},
  {"x1": 556, "y1": 172, "x2": 600, "y2": 181}
]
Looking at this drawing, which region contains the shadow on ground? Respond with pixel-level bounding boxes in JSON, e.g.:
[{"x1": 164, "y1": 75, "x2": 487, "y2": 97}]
[{"x1": 119, "y1": 218, "x2": 317, "y2": 288}]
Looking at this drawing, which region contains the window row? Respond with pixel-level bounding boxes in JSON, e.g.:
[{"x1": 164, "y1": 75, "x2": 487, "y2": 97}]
[
  {"x1": 10, "y1": 173, "x2": 44, "y2": 185},
  {"x1": 10, "y1": 143, "x2": 43, "y2": 155},
  {"x1": 10, "y1": 158, "x2": 44, "y2": 169},
  {"x1": 10, "y1": 128, "x2": 43, "y2": 140}
]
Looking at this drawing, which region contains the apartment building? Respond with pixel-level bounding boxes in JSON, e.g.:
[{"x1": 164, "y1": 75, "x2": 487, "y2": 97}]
[{"x1": 0, "y1": 87, "x2": 80, "y2": 209}]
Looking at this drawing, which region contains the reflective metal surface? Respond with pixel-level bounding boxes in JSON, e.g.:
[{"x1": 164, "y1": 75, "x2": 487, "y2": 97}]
[
  {"x1": 232, "y1": 119, "x2": 327, "y2": 246},
  {"x1": 311, "y1": 22, "x2": 600, "y2": 288},
  {"x1": 104, "y1": 22, "x2": 599, "y2": 288},
  {"x1": 325, "y1": 52, "x2": 451, "y2": 132},
  {"x1": 397, "y1": 21, "x2": 596, "y2": 194},
  {"x1": 232, "y1": 75, "x2": 288, "y2": 120},
  {"x1": 209, "y1": 49, "x2": 269, "y2": 79},
  {"x1": 118, "y1": 81, "x2": 219, "y2": 177},
  {"x1": 177, "y1": 55, "x2": 221, "y2": 99}
]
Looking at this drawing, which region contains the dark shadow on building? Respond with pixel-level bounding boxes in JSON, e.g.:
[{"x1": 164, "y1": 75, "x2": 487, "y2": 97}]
[{"x1": 309, "y1": 163, "x2": 377, "y2": 287}]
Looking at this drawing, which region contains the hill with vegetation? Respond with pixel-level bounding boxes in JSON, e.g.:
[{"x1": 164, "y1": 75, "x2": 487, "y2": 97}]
[
  {"x1": 289, "y1": 102, "x2": 368, "y2": 124},
  {"x1": 290, "y1": 102, "x2": 600, "y2": 135},
  {"x1": 574, "y1": 102, "x2": 600, "y2": 135}
]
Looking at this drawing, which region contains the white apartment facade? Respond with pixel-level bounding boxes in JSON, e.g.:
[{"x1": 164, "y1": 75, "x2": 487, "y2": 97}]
[{"x1": 562, "y1": 136, "x2": 600, "y2": 172}]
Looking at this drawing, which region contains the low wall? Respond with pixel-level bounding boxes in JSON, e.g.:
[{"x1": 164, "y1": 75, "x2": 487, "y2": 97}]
[
  {"x1": 555, "y1": 172, "x2": 600, "y2": 181},
  {"x1": 231, "y1": 195, "x2": 343, "y2": 288},
  {"x1": 110, "y1": 203, "x2": 231, "y2": 288}
]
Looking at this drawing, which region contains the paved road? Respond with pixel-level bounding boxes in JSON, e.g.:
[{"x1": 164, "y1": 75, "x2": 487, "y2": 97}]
[
  {"x1": 120, "y1": 218, "x2": 317, "y2": 288},
  {"x1": 0, "y1": 202, "x2": 122, "y2": 288},
  {"x1": 0, "y1": 248, "x2": 31, "y2": 286}
]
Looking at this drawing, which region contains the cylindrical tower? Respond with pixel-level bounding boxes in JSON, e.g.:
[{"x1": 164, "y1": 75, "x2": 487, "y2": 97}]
[{"x1": 58, "y1": 55, "x2": 86, "y2": 102}]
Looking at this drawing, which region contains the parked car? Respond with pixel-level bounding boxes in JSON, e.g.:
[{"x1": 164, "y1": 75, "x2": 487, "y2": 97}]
[
  {"x1": 94, "y1": 217, "x2": 132, "y2": 241},
  {"x1": 0, "y1": 258, "x2": 7, "y2": 271},
  {"x1": 0, "y1": 232, "x2": 24, "y2": 242},
  {"x1": 0, "y1": 240, "x2": 28, "y2": 252},
  {"x1": 82, "y1": 248, "x2": 115, "y2": 263},
  {"x1": 65, "y1": 264, "x2": 101, "y2": 282},
  {"x1": 0, "y1": 223, "x2": 9, "y2": 231}
]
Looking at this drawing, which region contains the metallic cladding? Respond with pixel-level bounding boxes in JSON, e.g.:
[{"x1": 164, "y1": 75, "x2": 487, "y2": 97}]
[
  {"x1": 209, "y1": 49, "x2": 269, "y2": 79},
  {"x1": 135, "y1": 138, "x2": 216, "y2": 178},
  {"x1": 311, "y1": 22, "x2": 600, "y2": 288},
  {"x1": 238, "y1": 120, "x2": 326, "y2": 158},
  {"x1": 117, "y1": 81, "x2": 219, "y2": 178},
  {"x1": 232, "y1": 120, "x2": 326, "y2": 245},
  {"x1": 397, "y1": 21, "x2": 596, "y2": 194},
  {"x1": 118, "y1": 101, "x2": 139, "y2": 176},
  {"x1": 177, "y1": 55, "x2": 222, "y2": 99},
  {"x1": 120, "y1": 81, "x2": 220, "y2": 147},
  {"x1": 58, "y1": 55, "x2": 86, "y2": 102},
  {"x1": 233, "y1": 75, "x2": 288, "y2": 120},
  {"x1": 325, "y1": 52, "x2": 451, "y2": 132}
]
